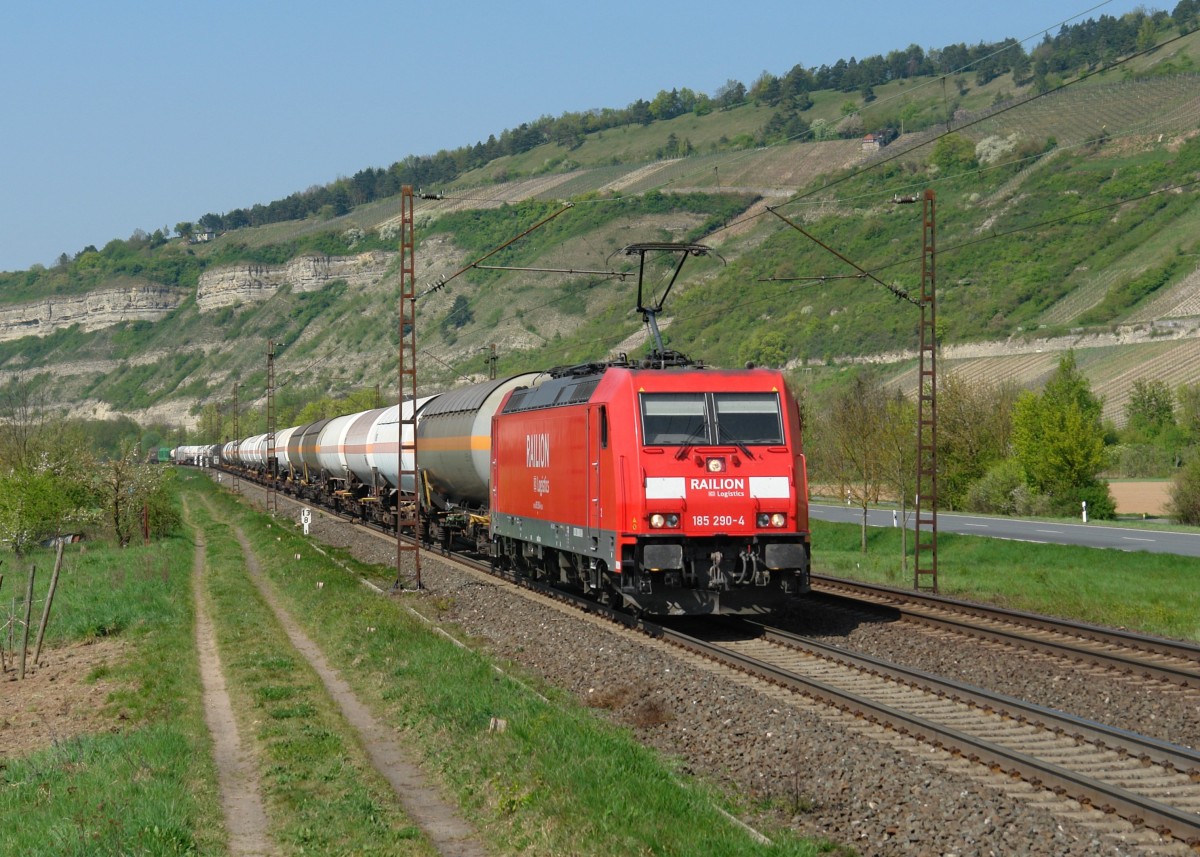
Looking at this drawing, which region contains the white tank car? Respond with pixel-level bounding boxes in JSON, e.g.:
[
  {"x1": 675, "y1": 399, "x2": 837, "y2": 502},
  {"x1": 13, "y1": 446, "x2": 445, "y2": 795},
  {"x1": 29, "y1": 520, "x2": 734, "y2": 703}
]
[
  {"x1": 271, "y1": 425, "x2": 299, "y2": 476},
  {"x1": 362, "y1": 396, "x2": 438, "y2": 492},
  {"x1": 242, "y1": 433, "x2": 269, "y2": 470},
  {"x1": 314, "y1": 413, "x2": 357, "y2": 480},
  {"x1": 342, "y1": 407, "x2": 389, "y2": 487}
]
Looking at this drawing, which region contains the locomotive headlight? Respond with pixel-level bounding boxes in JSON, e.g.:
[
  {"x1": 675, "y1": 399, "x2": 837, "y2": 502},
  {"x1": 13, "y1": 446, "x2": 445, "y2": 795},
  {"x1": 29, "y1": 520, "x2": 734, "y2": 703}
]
[
  {"x1": 706, "y1": 457, "x2": 726, "y2": 473},
  {"x1": 758, "y1": 513, "x2": 788, "y2": 528},
  {"x1": 757, "y1": 513, "x2": 770, "y2": 528},
  {"x1": 665, "y1": 513, "x2": 680, "y2": 528},
  {"x1": 771, "y1": 513, "x2": 787, "y2": 528},
  {"x1": 650, "y1": 513, "x2": 666, "y2": 528},
  {"x1": 649, "y1": 513, "x2": 680, "y2": 529}
]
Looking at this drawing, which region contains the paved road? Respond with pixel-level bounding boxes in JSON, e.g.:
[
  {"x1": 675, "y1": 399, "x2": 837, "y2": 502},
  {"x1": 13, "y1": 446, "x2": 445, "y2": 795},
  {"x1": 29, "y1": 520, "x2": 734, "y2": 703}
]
[{"x1": 810, "y1": 503, "x2": 1200, "y2": 558}]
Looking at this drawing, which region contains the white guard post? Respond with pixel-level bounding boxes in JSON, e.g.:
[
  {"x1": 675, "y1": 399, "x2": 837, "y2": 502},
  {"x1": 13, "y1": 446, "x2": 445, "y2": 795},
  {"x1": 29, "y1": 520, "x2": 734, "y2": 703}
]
[{"x1": 1082, "y1": 500, "x2": 1088, "y2": 523}]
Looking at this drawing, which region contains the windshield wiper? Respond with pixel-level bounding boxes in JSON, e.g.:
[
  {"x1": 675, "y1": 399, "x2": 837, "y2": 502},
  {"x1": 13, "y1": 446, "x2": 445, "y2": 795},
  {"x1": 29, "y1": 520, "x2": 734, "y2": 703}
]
[
  {"x1": 672, "y1": 422, "x2": 710, "y2": 460},
  {"x1": 716, "y1": 422, "x2": 755, "y2": 460}
]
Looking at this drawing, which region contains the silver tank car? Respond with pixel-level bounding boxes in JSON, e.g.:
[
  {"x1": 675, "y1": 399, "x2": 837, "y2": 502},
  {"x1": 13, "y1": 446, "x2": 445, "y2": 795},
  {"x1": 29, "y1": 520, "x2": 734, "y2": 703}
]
[{"x1": 416, "y1": 373, "x2": 544, "y2": 510}]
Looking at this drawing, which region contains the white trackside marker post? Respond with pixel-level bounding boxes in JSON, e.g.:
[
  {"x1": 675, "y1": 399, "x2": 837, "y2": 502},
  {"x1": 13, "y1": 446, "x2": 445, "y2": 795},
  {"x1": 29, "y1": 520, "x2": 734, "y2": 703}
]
[{"x1": 301, "y1": 507, "x2": 312, "y2": 536}]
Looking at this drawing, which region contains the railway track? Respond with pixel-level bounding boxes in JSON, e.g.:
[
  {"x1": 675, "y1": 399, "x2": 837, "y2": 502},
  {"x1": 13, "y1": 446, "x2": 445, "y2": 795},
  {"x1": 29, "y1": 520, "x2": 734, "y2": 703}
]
[
  {"x1": 667, "y1": 621, "x2": 1200, "y2": 848},
  {"x1": 811, "y1": 575, "x2": 1200, "y2": 689}
]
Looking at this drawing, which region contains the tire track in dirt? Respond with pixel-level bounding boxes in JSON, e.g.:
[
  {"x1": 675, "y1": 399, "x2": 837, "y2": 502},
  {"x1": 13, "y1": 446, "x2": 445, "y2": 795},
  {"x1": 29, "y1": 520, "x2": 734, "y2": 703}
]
[
  {"x1": 185, "y1": 501, "x2": 277, "y2": 856},
  {"x1": 223, "y1": 517, "x2": 490, "y2": 857}
]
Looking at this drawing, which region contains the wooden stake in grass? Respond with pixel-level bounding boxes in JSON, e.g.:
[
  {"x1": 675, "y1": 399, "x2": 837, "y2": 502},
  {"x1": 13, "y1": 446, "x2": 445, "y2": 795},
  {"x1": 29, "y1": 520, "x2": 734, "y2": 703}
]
[
  {"x1": 33, "y1": 542, "x2": 64, "y2": 667},
  {"x1": 19, "y1": 564, "x2": 35, "y2": 680}
]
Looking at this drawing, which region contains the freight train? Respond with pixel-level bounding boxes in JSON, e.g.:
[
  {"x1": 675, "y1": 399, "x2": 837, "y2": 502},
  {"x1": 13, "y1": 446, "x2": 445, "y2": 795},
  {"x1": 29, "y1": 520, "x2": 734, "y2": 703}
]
[
  {"x1": 175, "y1": 357, "x2": 811, "y2": 615},
  {"x1": 176, "y1": 243, "x2": 812, "y2": 615}
]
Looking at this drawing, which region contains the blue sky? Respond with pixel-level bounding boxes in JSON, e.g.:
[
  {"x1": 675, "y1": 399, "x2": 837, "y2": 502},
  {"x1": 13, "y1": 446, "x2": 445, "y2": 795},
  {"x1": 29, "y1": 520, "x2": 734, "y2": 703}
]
[{"x1": 0, "y1": 0, "x2": 1157, "y2": 273}]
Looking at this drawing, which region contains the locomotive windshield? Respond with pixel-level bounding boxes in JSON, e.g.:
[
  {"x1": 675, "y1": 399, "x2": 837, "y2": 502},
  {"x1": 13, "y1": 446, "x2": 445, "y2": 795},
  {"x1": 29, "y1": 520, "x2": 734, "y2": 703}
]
[
  {"x1": 641, "y1": 393, "x2": 707, "y2": 444},
  {"x1": 714, "y1": 393, "x2": 784, "y2": 444},
  {"x1": 641, "y1": 392, "x2": 783, "y2": 446}
]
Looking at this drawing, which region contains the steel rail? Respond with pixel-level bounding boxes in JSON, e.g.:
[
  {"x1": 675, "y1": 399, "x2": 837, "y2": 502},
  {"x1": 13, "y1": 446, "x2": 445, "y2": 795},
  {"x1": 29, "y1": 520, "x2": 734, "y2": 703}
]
[
  {"x1": 812, "y1": 574, "x2": 1200, "y2": 688},
  {"x1": 750, "y1": 622, "x2": 1200, "y2": 777},
  {"x1": 668, "y1": 624, "x2": 1200, "y2": 846}
]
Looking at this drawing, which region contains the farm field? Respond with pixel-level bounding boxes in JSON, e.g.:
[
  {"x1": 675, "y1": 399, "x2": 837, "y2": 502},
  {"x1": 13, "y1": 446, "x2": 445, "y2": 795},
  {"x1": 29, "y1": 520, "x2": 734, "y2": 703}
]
[{"x1": 1110, "y1": 479, "x2": 1171, "y2": 516}]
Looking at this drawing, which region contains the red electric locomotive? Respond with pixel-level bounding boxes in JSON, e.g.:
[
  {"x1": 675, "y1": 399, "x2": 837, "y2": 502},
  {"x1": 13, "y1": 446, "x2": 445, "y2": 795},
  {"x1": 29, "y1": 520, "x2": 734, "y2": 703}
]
[{"x1": 489, "y1": 360, "x2": 811, "y2": 614}]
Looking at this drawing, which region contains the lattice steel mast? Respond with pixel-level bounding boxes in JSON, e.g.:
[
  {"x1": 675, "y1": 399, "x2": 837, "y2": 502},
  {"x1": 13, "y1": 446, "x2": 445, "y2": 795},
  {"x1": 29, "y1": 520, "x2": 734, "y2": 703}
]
[
  {"x1": 914, "y1": 189, "x2": 938, "y2": 593},
  {"x1": 266, "y1": 339, "x2": 277, "y2": 515},
  {"x1": 396, "y1": 185, "x2": 421, "y2": 590}
]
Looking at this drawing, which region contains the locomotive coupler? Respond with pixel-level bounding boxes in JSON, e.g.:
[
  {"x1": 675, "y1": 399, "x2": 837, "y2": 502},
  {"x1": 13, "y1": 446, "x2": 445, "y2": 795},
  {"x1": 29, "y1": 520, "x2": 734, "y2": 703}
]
[{"x1": 708, "y1": 551, "x2": 728, "y2": 590}]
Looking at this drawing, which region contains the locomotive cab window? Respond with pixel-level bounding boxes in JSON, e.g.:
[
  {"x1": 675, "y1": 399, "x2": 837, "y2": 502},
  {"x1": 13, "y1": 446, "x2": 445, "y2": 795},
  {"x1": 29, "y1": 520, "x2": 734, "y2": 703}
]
[
  {"x1": 641, "y1": 394, "x2": 707, "y2": 445},
  {"x1": 641, "y1": 392, "x2": 783, "y2": 447},
  {"x1": 714, "y1": 393, "x2": 783, "y2": 445}
]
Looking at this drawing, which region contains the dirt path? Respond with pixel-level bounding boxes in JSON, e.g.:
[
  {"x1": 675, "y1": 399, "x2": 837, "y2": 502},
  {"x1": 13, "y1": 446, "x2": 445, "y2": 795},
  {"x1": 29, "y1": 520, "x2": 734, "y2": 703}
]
[
  {"x1": 225, "y1": 519, "x2": 490, "y2": 857},
  {"x1": 186, "y1": 503, "x2": 277, "y2": 856}
]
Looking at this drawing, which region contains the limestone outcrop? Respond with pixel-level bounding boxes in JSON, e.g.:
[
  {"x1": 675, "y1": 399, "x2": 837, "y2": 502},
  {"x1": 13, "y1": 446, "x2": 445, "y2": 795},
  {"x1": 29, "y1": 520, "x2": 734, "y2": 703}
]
[
  {"x1": 195, "y1": 250, "x2": 394, "y2": 311},
  {"x1": 0, "y1": 285, "x2": 184, "y2": 342}
]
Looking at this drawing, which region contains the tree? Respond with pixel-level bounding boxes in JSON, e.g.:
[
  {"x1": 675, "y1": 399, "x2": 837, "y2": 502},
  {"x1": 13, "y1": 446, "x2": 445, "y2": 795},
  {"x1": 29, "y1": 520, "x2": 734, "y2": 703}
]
[
  {"x1": 1010, "y1": 49, "x2": 1032, "y2": 84},
  {"x1": 649, "y1": 88, "x2": 683, "y2": 121},
  {"x1": 0, "y1": 386, "x2": 97, "y2": 553},
  {"x1": 938, "y1": 372, "x2": 1017, "y2": 509},
  {"x1": 715, "y1": 79, "x2": 746, "y2": 109},
  {"x1": 1010, "y1": 351, "x2": 1114, "y2": 517},
  {"x1": 94, "y1": 441, "x2": 178, "y2": 547},
  {"x1": 821, "y1": 375, "x2": 892, "y2": 551},
  {"x1": 749, "y1": 72, "x2": 781, "y2": 106},
  {"x1": 0, "y1": 381, "x2": 72, "y2": 473},
  {"x1": 930, "y1": 132, "x2": 978, "y2": 173},
  {"x1": 1124, "y1": 378, "x2": 1175, "y2": 441},
  {"x1": 1173, "y1": 0, "x2": 1199, "y2": 29},
  {"x1": 737, "y1": 331, "x2": 788, "y2": 368},
  {"x1": 1136, "y1": 17, "x2": 1158, "y2": 53},
  {"x1": 1176, "y1": 381, "x2": 1200, "y2": 444},
  {"x1": 442, "y1": 295, "x2": 473, "y2": 332},
  {"x1": 0, "y1": 465, "x2": 94, "y2": 555}
]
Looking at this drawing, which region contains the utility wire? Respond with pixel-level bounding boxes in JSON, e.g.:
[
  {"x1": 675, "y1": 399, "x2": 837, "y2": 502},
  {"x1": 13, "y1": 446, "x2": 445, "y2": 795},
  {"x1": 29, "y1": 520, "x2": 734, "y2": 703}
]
[{"x1": 418, "y1": 202, "x2": 574, "y2": 298}]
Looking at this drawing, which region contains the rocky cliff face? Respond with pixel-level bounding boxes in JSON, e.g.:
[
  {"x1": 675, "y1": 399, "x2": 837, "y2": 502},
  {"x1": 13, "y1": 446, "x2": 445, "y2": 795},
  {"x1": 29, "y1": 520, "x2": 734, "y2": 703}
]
[
  {"x1": 196, "y1": 250, "x2": 395, "y2": 311},
  {"x1": 0, "y1": 285, "x2": 185, "y2": 342}
]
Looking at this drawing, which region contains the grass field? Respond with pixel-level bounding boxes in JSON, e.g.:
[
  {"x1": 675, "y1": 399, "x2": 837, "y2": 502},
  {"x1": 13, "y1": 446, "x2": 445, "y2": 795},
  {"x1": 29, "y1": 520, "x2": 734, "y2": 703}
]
[
  {"x1": 812, "y1": 519, "x2": 1200, "y2": 642},
  {"x1": 0, "y1": 532, "x2": 225, "y2": 856}
]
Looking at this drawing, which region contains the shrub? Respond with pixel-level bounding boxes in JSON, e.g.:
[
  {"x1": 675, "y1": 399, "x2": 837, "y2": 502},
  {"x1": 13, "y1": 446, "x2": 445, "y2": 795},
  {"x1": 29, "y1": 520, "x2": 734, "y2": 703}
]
[
  {"x1": 1168, "y1": 457, "x2": 1200, "y2": 525},
  {"x1": 965, "y1": 459, "x2": 1052, "y2": 516},
  {"x1": 1050, "y1": 482, "x2": 1116, "y2": 520}
]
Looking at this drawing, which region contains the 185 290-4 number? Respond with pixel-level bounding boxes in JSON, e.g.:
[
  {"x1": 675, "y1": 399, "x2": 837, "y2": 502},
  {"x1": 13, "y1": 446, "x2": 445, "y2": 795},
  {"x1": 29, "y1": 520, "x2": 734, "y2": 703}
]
[{"x1": 692, "y1": 515, "x2": 745, "y2": 528}]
